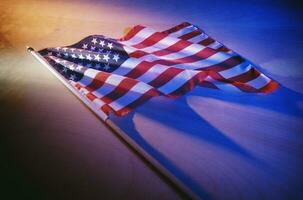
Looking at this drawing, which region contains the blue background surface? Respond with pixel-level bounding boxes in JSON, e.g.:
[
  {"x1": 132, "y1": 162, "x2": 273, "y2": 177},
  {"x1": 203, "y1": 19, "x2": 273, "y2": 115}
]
[{"x1": 110, "y1": 0, "x2": 303, "y2": 199}]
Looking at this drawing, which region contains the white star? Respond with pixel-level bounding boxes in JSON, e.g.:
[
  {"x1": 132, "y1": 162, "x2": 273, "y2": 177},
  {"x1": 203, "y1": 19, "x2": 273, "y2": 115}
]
[
  {"x1": 55, "y1": 58, "x2": 60, "y2": 63},
  {"x1": 113, "y1": 54, "x2": 120, "y2": 62},
  {"x1": 86, "y1": 63, "x2": 92, "y2": 68},
  {"x1": 91, "y1": 38, "x2": 98, "y2": 45},
  {"x1": 95, "y1": 63, "x2": 101, "y2": 69},
  {"x1": 103, "y1": 54, "x2": 110, "y2": 62},
  {"x1": 94, "y1": 54, "x2": 101, "y2": 61},
  {"x1": 104, "y1": 63, "x2": 111, "y2": 71},
  {"x1": 70, "y1": 48, "x2": 75, "y2": 52},
  {"x1": 107, "y1": 42, "x2": 113, "y2": 49},
  {"x1": 86, "y1": 54, "x2": 92, "y2": 60},
  {"x1": 82, "y1": 43, "x2": 88, "y2": 49},
  {"x1": 99, "y1": 40, "x2": 105, "y2": 47},
  {"x1": 47, "y1": 52, "x2": 53, "y2": 56},
  {"x1": 71, "y1": 54, "x2": 77, "y2": 58},
  {"x1": 55, "y1": 47, "x2": 61, "y2": 51},
  {"x1": 56, "y1": 53, "x2": 61, "y2": 57},
  {"x1": 62, "y1": 67, "x2": 68, "y2": 73},
  {"x1": 69, "y1": 64, "x2": 75, "y2": 70},
  {"x1": 70, "y1": 74, "x2": 77, "y2": 81},
  {"x1": 76, "y1": 65, "x2": 83, "y2": 71},
  {"x1": 62, "y1": 47, "x2": 68, "y2": 51},
  {"x1": 64, "y1": 53, "x2": 69, "y2": 57},
  {"x1": 78, "y1": 54, "x2": 85, "y2": 59},
  {"x1": 90, "y1": 46, "x2": 96, "y2": 50}
]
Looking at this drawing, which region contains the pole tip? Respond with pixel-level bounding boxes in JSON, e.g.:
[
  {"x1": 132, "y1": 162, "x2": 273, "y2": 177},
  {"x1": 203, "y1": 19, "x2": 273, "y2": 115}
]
[{"x1": 26, "y1": 46, "x2": 34, "y2": 52}]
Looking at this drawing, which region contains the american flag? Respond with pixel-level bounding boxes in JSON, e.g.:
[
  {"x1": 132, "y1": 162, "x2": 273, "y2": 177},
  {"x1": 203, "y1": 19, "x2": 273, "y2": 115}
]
[{"x1": 38, "y1": 22, "x2": 279, "y2": 116}]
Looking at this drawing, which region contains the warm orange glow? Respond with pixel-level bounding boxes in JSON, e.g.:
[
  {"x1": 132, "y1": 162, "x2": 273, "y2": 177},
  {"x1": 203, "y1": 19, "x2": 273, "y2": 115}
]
[{"x1": 0, "y1": 0, "x2": 173, "y2": 50}]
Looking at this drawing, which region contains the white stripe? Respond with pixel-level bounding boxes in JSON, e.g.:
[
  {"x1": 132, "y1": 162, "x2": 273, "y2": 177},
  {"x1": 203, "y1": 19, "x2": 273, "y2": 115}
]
[
  {"x1": 109, "y1": 82, "x2": 152, "y2": 111},
  {"x1": 171, "y1": 28, "x2": 231, "y2": 53},
  {"x1": 123, "y1": 26, "x2": 202, "y2": 55},
  {"x1": 174, "y1": 52, "x2": 236, "y2": 70},
  {"x1": 246, "y1": 74, "x2": 270, "y2": 89},
  {"x1": 117, "y1": 49, "x2": 235, "y2": 80},
  {"x1": 92, "y1": 98, "x2": 105, "y2": 109},
  {"x1": 170, "y1": 27, "x2": 226, "y2": 51},
  {"x1": 188, "y1": 33, "x2": 208, "y2": 43},
  {"x1": 219, "y1": 62, "x2": 251, "y2": 79},
  {"x1": 169, "y1": 25, "x2": 197, "y2": 38},
  {"x1": 123, "y1": 27, "x2": 208, "y2": 60},
  {"x1": 79, "y1": 69, "x2": 98, "y2": 86},
  {"x1": 79, "y1": 87, "x2": 89, "y2": 95},
  {"x1": 120, "y1": 44, "x2": 207, "y2": 67},
  {"x1": 113, "y1": 58, "x2": 141, "y2": 76},
  {"x1": 144, "y1": 43, "x2": 206, "y2": 61},
  {"x1": 205, "y1": 76, "x2": 240, "y2": 92},
  {"x1": 207, "y1": 41, "x2": 223, "y2": 49},
  {"x1": 158, "y1": 70, "x2": 199, "y2": 94},
  {"x1": 92, "y1": 74, "x2": 125, "y2": 98},
  {"x1": 137, "y1": 64, "x2": 169, "y2": 83},
  {"x1": 123, "y1": 45, "x2": 137, "y2": 54},
  {"x1": 138, "y1": 36, "x2": 180, "y2": 53},
  {"x1": 121, "y1": 27, "x2": 156, "y2": 46}
]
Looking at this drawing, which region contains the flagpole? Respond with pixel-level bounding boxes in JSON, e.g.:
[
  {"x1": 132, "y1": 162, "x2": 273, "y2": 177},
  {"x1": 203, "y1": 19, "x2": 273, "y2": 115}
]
[{"x1": 27, "y1": 46, "x2": 200, "y2": 200}]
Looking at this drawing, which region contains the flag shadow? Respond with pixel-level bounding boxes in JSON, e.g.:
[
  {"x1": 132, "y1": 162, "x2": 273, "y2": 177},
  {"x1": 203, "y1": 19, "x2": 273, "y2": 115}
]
[
  {"x1": 110, "y1": 88, "x2": 275, "y2": 199},
  {"x1": 110, "y1": 81, "x2": 303, "y2": 199}
]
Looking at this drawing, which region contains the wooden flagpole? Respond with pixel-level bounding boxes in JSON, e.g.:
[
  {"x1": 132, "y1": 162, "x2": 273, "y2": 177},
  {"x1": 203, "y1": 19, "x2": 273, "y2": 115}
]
[{"x1": 27, "y1": 46, "x2": 200, "y2": 200}]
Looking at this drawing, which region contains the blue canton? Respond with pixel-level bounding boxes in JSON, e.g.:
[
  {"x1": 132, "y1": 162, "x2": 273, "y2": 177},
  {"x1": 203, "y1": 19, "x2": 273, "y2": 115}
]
[{"x1": 39, "y1": 35, "x2": 129, "y2": 82}]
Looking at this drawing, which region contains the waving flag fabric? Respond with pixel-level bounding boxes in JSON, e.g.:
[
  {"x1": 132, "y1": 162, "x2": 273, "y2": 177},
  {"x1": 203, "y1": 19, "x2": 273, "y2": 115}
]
[{"x1": 38, "y1": 22, "x2": 278, "y2": 117}]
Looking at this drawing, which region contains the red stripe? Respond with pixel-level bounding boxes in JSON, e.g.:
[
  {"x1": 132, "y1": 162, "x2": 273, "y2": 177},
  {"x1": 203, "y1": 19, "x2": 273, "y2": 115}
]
[
  {"x1": 72, "y1": 83, "x2": 114, "y2": 115},
  {"x1": 259, "y1": 80, "x2": 279, "y2": 93},
  {"x1": 155, "y1": 47, "x2": 217, "y2": 67},
  {"x1": 228, "y1": 68, "x2": 261, "y2": 83},
  {"x1": 116, "y1": 88, "x2": 160, "y2": 116},
  {"x1": 153, "y1": 39, "x2": 191, "y2": 57},
  {"x1": 85, "y1": 71, "x2": 111, "y2": 92},
  {"x1": 198, "y1": 37, "x2": 215, "y2": 46},
  {"x1": 207, "y1": 71, "x2": 258, "y2": 92},
  {"x1": 129, "y1": 39, "x2": 191, "y2": 58},
  {"x1": 132, "y1": 32, "x2": 167, "y2": 49},
  {"x1": 128, "y1": 34, "x2": 229, "y2": 60},
  {"x1": 162, "y1": 24, "x2": 279, "y2": 93},
  {"x1": 128, "y1": 24, "x2": 200, "y2": 58},
  {"x1": 100, "y1": 104, "x2": 113, "y2": 116},
  {"x1": 125, "y1": 48, "x2": 224, "y2": 84},
  {"x1": 74, "y1": 82, "x2": 82, "y2": 90},
  {"x1": 148, "y1": 67, "x2": 183, "y2": 88},
  {"x1": 199, "y1": 56, "x2": 244, "y2": 72},
  {"x1": 100, "y1": 78, "x2": 138, "y2": 104},
  {"x1": 86, "y1": 92, "x2": 97, "y2": 101},
  {"x1": 125, "y1": 61, "x2": 154, "y2": 79},
  {"x1": 162, "y1": 22, "x2": 192, "y2": 34},
  {"x1": 179, "y1": 29, "x2": 201, "y2": 40},
  {"x1": 167, "y1": 71, "x2": 207, "y2": 98},
  {"x1": 119, "y1": 25, "x2": 145, "y2": 41},
  {"x1": 217, "y1": 46, "x2": 230, "y2": 52},
  {"x1": 126, "y1": 47, "x2": 217, "y2": 81},
  {"x1": 165, "y1": 25, "x2": 232, "y2": 54},
  {"x1": 129, "y1": 50, "x2": 148, "y2": 58},
  {"x1": 231, "y1": 82, "x2": 258, "y2": 93}
]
